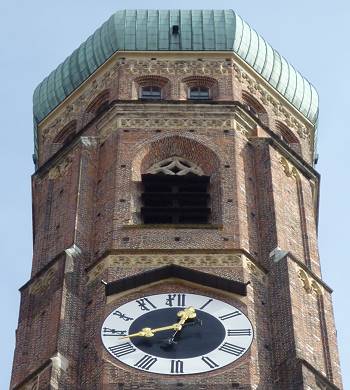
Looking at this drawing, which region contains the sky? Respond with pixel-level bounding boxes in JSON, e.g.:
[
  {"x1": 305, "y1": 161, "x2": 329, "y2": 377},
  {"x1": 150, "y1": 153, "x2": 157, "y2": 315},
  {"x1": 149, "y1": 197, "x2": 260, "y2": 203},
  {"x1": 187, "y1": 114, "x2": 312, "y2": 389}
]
[{"x1": 0, "y1": 1, "x2": 349, "y2": 388}]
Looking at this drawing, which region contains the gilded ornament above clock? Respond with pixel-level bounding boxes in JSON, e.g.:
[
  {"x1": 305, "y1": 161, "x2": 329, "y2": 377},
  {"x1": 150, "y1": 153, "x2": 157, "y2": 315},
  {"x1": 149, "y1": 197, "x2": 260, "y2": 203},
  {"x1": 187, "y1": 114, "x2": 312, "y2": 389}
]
[{"x1": 101, "y1": 293, "x2": 254, "y2": 375}]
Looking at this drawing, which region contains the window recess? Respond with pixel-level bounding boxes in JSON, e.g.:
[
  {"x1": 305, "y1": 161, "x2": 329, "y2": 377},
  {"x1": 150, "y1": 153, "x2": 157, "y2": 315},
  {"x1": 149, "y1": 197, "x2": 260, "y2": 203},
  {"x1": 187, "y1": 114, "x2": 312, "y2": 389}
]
[{"x1": 141, "y1": 174, "x2": 210, "y2": 224}]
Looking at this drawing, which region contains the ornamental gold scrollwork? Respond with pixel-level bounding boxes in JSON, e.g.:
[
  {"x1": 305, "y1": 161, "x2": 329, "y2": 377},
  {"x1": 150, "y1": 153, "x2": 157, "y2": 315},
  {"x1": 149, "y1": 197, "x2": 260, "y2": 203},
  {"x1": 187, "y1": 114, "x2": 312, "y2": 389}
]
[
  {"x1": 29, "y1": 264, "x2": 58, "y2": 295},
  {"x1": 87, "y1": 253, "x2": 243, "y2": 283},
  {"x1": 298, "y1": 269, "x2": 323, "y2": 295},
  {"x1": 279, "y1": 157, "x2": 300, "y2": 179}
]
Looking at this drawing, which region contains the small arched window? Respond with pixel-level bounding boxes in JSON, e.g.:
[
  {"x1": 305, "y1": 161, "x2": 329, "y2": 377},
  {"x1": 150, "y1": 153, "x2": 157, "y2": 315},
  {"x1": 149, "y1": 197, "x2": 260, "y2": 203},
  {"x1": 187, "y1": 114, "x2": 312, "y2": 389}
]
[
  {"x1": 141, "y1": 157, "x2": 210, "y2": 224},
  {"x1": 242, "y1": 91, "x2": 269, "y2": 126},
  {"x1": 86, "y1": 90, "x2": 110, "y2": 115},
  {"x1": 276, "y1": 122, "x2": 301, "y2": 154},
  {"x1": 53, "y1": 120, "x2": 77, "y2": 145},
  {"x1": 140, "y1": 86, "x2": 162, "y2": 100},
  {"x1": 188, "y1": 86, "x2": 210, "y2": 100},
  {"x1": 182, "y1": 76, "x2": 218, "y2": 101}
]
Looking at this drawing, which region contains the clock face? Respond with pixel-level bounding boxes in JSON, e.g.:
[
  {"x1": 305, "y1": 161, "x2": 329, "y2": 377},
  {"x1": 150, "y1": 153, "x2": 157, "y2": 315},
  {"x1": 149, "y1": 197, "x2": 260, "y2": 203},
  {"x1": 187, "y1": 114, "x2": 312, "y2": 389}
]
[{"x1": 101, "y1": 292, "x2": 253, "y2": 375}]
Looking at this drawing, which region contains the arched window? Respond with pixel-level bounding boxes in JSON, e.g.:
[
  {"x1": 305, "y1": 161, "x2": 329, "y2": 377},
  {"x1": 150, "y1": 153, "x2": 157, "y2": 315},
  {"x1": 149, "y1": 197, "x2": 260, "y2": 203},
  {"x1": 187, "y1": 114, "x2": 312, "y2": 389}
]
[
  {"x1": 53, "y1": 121, "x2": 76, "y2": 144},
  {"x1": 182, "y1": 76, "x2": 218, "y2": 101},
  {"x1": 51, "y1": 120, "x2": 77, "y2": 155},
  {"x1": 135, "y1": 76, "x2": 170, "y2": 100},
  {"x1": 86, "y1": 90, "x2": 110, "y2": 115},
  {"x1": 188, "y1": 86, "x2": 210, "y2": 100},
  {"x1": 140, "y1": 86, "x2": 162, "y2": 100},
  {"x1": 141, "y1": 157, "x2": 210, "y2": 224},
  {"x1": 242, "y1": 91, "x2": 269, "y2": 126},
  {"x1": 276, "y1": 122, "x2": 301, "y2": 154}
]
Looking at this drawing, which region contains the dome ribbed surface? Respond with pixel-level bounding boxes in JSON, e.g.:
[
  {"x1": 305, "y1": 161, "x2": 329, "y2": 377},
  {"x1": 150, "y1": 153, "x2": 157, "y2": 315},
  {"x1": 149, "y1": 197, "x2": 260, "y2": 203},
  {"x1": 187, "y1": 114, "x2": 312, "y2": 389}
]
[{"x1": 33, "y1": 9, "x2": 318, "y2": 127}]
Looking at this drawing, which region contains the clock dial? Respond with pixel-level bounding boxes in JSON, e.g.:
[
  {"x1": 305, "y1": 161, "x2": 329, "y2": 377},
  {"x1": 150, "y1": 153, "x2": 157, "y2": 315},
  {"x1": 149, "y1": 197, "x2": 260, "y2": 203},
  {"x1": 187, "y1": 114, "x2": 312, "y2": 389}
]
[{"x1": 101, "y1": 293, "x2": 253, "y2": 375}]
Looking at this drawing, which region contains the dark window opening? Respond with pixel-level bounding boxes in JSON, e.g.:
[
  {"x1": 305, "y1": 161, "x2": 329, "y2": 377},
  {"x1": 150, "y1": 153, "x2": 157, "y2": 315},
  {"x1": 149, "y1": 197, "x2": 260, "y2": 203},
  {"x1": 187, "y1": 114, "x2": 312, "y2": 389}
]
[
  {"x1": 189, "y1": 86, "x2": 210, "y2": 100},
  {"x1": 141, "y1": 174, "x2": 210, "y2": 224},
  {"x1": 141, "y1": 86, "x2": 161, "y2": 100}
]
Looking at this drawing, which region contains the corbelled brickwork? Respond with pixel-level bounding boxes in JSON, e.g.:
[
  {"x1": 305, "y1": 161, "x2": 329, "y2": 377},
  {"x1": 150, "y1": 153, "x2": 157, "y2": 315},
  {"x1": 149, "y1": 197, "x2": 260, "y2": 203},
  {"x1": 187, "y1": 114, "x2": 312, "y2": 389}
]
[{"x1": 11, "y1": 51, "x2": 342, "y2": 390}]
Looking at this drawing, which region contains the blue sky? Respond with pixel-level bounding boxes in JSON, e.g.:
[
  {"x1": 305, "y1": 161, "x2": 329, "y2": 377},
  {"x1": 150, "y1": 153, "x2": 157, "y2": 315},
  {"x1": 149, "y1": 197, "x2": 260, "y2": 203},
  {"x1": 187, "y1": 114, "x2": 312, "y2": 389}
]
[{"x1": 1, "y1": 1, "x2": 349, "y2": 388}]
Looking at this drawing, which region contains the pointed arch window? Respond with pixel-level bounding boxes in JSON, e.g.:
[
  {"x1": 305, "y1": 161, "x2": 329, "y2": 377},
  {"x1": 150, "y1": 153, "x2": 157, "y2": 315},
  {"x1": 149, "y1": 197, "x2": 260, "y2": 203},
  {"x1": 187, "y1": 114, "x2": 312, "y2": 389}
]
[{"x1": 141, "y1": 157, "x2": 210, "y2": 224}]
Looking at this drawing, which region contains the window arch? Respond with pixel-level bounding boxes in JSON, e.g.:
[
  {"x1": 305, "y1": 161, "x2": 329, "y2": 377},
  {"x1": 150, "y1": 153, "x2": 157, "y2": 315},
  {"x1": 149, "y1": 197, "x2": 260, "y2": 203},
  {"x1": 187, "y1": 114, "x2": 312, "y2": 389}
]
[
  {"x1": 182, "y1": 76, "x2": 218, "y2": 100},
  {"x1": 242, "y1": 91, "x2": 269, "y2": 126},
  {"x1": 134, "y1": 76, "x2": 170, "y2": 100},
  {"x1": 141, "y1": 157, "x2": 210, "y2": 224},
  {"x1": 51, "y1": 120, "x2": 77, "y2": 155},
  {"x1": 86, "y1": 90, "x2": 110, "y2": 115},
  {"x1": 53, "y1": 120, "x2": 77, "y2": 144},
  {"x1": 276, "y1": 121, "x2": 301, "y2": 154}
]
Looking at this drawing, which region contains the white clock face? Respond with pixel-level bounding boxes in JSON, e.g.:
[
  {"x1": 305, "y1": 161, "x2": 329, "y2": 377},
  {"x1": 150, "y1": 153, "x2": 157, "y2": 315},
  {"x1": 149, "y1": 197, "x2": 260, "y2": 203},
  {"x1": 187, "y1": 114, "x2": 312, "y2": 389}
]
[{"x1": 101, "y1": 292, "x2": 253, "y2": 375}]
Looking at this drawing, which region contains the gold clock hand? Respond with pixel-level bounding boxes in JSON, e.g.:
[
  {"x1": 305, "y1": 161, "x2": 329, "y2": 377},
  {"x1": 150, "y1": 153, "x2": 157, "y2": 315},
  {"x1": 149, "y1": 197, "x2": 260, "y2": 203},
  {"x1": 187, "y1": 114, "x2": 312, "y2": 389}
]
[
  {"x1": 120, "y1": 307, "x2": 196, "y2": 340},
  {"x1": 119, "y1": 323, "x2": 181, "y2": 339}
]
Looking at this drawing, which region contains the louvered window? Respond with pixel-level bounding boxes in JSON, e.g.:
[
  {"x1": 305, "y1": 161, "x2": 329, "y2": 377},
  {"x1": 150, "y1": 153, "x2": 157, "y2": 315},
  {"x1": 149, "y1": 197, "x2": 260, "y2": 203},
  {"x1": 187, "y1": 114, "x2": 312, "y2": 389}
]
[{"x1": 141, "y1": 157, "x2": 210, "y2": 224}]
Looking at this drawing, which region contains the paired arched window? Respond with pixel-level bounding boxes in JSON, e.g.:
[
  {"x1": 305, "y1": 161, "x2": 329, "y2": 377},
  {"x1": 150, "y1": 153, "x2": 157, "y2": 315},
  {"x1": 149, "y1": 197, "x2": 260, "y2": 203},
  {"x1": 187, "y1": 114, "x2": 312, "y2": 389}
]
[{"x1": 141, "y1": 157, "x2": 210, "y2": 224}]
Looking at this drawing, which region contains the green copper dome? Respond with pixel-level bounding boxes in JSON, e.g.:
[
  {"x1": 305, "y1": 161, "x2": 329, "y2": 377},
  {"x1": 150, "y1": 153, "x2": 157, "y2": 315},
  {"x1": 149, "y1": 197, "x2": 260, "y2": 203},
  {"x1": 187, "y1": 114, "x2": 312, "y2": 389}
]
[{"x1": 33, "y1": 9, "x2": 318, "y2": 132}]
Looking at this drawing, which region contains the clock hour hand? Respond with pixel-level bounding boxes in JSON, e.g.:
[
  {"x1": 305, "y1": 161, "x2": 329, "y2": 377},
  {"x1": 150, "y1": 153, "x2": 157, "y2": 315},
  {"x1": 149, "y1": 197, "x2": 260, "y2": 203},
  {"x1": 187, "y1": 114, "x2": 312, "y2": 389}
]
[
  {"x1": 165, "y1": 317, "x2": 202, "y2": 345},
  {"x1": 166, "y1": 307, "x2": 198, "y2": 345}
]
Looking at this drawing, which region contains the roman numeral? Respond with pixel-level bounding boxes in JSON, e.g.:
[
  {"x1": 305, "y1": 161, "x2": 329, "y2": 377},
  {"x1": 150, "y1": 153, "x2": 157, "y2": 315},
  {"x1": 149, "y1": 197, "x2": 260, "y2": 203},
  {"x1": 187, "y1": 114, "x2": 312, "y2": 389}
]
[
  {"x1": 134, "y1": 355, "x2": 157, "y2": 370},
  {"x1": 201, "y1": 356, "x2": 219, "y2": 369},
  {"x1": 136, "y1": 297, "x2": 157, "y2": 311},
  {"x1": 199, "y1": 299, "x2": 213, "y2": 310},
  {"x1": 108, "y1": 342, "x2": 136, "y2": 358},
  {"x1": 227, "y1": 329, "x2": 252, "y2": 336},
  {"x1": 218, "y1": 342, "x2": 246, "y2": 356},
  {"x1": 112, "y1": 310, "x2": 134, "y2": 321},
  {"x1": 166, "y1": 294, "x2": 186, "y2": 307},
  {"x1": 219, "y1": 311, "x2": 242, "y2": 321},
  {"x1": 170, "y1": 359, "x2": 184, "y2": 373},
  {"x1": 102, "y1": 328, "x2": 127, "y2": 337}
]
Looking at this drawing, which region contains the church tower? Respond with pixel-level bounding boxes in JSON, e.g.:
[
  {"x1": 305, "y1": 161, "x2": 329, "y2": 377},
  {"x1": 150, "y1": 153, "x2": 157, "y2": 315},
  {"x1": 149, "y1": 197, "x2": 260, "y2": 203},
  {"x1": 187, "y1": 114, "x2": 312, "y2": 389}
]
[{"x1": 11, "y1": 10, "x2": 343, "y2": 390}]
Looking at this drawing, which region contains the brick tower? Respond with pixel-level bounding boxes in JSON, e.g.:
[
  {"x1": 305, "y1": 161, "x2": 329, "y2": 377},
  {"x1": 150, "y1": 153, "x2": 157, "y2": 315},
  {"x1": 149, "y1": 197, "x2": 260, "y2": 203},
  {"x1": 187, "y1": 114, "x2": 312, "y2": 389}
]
[{"x1": 11, "y1": 10, "x2": 343, "y2": 390}]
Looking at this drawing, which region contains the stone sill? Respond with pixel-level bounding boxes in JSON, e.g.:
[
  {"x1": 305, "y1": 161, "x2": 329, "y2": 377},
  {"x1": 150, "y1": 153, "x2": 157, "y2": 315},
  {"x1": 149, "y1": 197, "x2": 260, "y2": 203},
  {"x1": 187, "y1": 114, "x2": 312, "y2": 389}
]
[{"x1": 121, "y1": 224, "x2": 223, "y2": 230}]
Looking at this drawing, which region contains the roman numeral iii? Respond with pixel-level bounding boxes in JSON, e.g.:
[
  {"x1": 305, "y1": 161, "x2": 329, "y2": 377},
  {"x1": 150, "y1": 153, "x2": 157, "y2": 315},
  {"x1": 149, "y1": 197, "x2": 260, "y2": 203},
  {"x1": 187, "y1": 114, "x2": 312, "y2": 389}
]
[{"x1": 227, "y1": 329, "x2": 252, "y2": 336}]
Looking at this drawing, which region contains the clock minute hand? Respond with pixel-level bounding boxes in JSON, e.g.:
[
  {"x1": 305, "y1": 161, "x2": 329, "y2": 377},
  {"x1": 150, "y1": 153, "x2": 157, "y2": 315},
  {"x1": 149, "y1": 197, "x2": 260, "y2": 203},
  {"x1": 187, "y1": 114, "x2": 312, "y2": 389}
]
[{"x1": 119, "y1": 323, "x2": 181, "y2": 339}]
